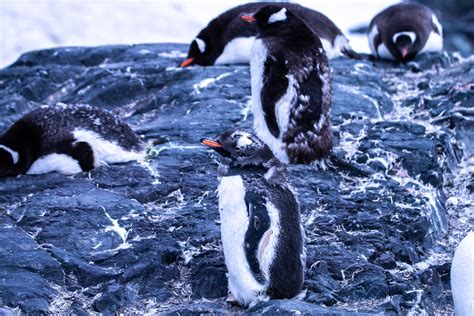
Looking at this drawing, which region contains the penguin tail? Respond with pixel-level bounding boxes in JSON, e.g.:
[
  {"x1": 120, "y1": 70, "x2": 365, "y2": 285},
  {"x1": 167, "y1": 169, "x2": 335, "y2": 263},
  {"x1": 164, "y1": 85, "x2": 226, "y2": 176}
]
[
  {"x1": 328, "y1": 153, "x2": 371, "y2": 177},
  {"x1": 342, "y1": 46, "x2": 363, "y2": 60}
]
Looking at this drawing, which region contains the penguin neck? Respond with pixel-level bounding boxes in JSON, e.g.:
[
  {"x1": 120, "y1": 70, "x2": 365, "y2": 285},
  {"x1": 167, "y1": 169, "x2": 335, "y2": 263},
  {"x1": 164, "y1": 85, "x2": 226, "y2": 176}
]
[
  {"x1": 0, "y1": 119, "x2": 42, "y2": 172},
  {"x1": 225, "y1": 164, "x2": 267, "y2": 177},
  {"x1": 223, "y1": 159, "x2": 287, "y2": 185}
]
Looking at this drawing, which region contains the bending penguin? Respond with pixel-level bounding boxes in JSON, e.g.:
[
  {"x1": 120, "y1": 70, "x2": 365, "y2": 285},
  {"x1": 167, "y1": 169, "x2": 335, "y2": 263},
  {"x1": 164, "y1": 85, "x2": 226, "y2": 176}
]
[
  {"x1": 451, "y1": 231, "x2": 474, "y2": 315},
  {"x1": 0, "y1": 103, "x2": 145, "y2": 177},
  {"x1": 181, "y1": 2, "x2": 359, "y2": 67},
  {"x1": 368, "y1": 2, "x2": 443, "y2": 61},
  {"x1": 201, "y1": 130, "x2": 305, "y2": 306},
  {"x1": 244, "y1": 5, "x2": 333, "y2": 165}
]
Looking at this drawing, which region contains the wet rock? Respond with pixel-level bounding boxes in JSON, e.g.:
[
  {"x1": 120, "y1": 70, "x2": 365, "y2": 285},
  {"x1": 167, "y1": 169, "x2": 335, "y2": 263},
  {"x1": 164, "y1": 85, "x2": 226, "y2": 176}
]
[
  {"x1": 248, "y1": 299, "x2": 374, "y2": 315},
  {"x1": 0, "y1": 44, "x2": 471, "y2": 314}
]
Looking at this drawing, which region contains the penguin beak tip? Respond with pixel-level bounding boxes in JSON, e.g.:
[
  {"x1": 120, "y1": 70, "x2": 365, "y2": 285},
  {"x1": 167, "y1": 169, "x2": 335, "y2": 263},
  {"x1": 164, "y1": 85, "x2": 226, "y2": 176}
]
[
  {"x1": 180, "y1": 57, "x2": 194, "y2": 67},
  {"x1": 201, "y1": 139, "x2": 222, "y2": 148},
  {"x1": 401, "y1": 48, "x2": 410, "y2": 58}
]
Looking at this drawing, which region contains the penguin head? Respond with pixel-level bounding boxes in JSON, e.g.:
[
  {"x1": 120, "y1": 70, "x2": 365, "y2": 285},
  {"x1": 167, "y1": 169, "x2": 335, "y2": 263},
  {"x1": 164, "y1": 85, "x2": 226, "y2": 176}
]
[
  {"x1": 0, "y1": 144, "x2": 24, "y2": 177},
  {"x1": 391, "y1": 31, "x2": 418, "y2": 61},
  {"x1": 181, "y1": 36, "x2": 211, "y2": 67},
  {"x1": 241, "y1": 6, "x2": 301, "y2": 36},
  {"x1": 201, "y1": 130, "x2": 278, "y2": 174}
]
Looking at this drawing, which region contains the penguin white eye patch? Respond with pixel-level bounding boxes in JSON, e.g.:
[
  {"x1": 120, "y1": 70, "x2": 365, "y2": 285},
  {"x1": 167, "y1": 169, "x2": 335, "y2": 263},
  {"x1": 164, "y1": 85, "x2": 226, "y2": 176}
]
[
  {"x1": 194, "y1": 38, "x2": 206, "y2": 53},
  {"x1": 237, "y1": 135, "x2": 253, "y2": 148},
  {"x1": 268, "y1": 8, "x2": 287, "y2": 24},
  {"x1": 0, "y1": 145, "x2": 19, "y2": 164},
  {"x1": 392, "y1": 31, "x2": 416, "y2": 44}
]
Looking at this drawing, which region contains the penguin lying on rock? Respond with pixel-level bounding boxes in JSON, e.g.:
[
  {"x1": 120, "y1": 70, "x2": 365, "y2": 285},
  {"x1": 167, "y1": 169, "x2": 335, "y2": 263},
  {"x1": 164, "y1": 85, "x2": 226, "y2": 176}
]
[
  {"x1": 181, "y1": 2, "x2": 360, "y2": 67},
  {"x1": 368, "y1": 2, "x2": 443, "y2": 62},
  {"x1": 0, "y1": 104, "x2": 145, "y2": 177},
  {"x1": 201, "y1": 130, "x2": 305, "y2": 306}
]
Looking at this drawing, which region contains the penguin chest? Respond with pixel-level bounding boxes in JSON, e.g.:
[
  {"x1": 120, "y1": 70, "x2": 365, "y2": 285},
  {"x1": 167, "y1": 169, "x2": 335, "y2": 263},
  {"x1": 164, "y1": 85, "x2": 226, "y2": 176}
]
[
  {"x1": 250, "y1": 39, "x2": 292, "y2": 163},
  {"x1": 320, "y1": 34, "x2": 347, "y2": 60},
  {"x1": 27, "y1": 153, "x2": 83, "y2": 175},
  {"x1": 214, "y1": 36, "x2": 256, "y2": 65},
  {"x1": 420, "y1": 15, "x2": 443, "y2": 55},
  {"x1": 218, "y1": 176, "x2": 266, "y2": 304}
]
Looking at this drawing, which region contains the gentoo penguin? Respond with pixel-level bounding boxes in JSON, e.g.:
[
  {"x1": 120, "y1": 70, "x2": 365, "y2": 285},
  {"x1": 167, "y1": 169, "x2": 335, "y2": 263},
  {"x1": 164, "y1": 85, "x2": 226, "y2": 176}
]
[
  {"x1": 201, "y1": 130, "x2": 305, "y2": 306},
  {"x1": 244, "y1": 5, "x2": 333, "y2": 165},
  {"x1": 180, "y1": 2, "x2": 359, "y2": 67},
  {"x1": 368, "y1": 3, "x2": 443, "y2": 61},
  {"x1": 0, "y1": 104, "x2": 145, "y2": 177},
  {"x1": 451, "y1": 231, "x2": 474, "y2": 315}
]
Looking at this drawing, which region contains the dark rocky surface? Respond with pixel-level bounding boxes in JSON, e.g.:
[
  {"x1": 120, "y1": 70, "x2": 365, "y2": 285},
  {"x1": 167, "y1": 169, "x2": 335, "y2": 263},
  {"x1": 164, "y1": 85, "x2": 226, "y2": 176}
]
[{"x1": 0, "y1": 43, "x2": 472, "y2": 314}]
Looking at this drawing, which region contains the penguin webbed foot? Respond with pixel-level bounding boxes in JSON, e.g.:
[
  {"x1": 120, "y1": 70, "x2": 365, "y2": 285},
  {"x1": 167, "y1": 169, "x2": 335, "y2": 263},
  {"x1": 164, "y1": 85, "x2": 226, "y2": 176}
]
[
  {"x1": 225, "y1": 292, "x2": 240, "y2": 305},
  {"x1": 328, "y1": 153, "x2": 372, "y2": 177}
]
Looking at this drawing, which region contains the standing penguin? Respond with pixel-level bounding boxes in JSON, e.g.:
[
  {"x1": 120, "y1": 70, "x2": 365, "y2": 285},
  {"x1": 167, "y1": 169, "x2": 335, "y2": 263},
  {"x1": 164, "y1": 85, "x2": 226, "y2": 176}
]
[
  {"x1": 0, "y1": 104, "x2": 145, "y2": 177},
  {"x1": 368, "y1": 3, "x2": 443, "y2": 61},
  {"x1": 243, "y1": 5, "x2": 333, "y2": 165},
  {"x1": 180, "y1": 2, "x2": 359, "y2": 67},
  {"x1": 201, "y1": 130, "x2": 305, "y2": 306},
  {"x1": 451, "y1": 231, "x2": 474, "y2": 315}
]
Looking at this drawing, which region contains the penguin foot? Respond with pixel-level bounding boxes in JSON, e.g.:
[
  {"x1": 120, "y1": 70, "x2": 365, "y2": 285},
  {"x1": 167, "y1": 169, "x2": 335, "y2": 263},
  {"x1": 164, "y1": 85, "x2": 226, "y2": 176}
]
[
  {"x1": 225, "y1": 292, "x2": 239, "y2": 305},
  {"x1": 329, "y1": 153, "x2": 371, "y2": 177}
]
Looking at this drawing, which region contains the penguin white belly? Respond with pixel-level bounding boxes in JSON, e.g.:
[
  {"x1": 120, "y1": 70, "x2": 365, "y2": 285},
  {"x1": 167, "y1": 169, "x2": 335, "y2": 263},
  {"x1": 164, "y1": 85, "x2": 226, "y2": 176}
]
[
  {"x1": 377, "y1": 43, "x2": 396, "y2": 60},
  {"x1": 250, "y1": 39, "x2": 291, "y2": 163},
  {"x1": 368, "y1": 25, "x2": 379, "y2": 57},
  {"x1": 320, "y1": 35, "x2": 346, "y2": 60},
  {"x1": 27, "y1": 153, "x2": 82, "y2": 175},
  {"x1": 73, "y1": 129, "x2": 144, "y2": 167},
  {"x1": 257, "y1": 201, "x2": 280, "y2": 279},
  {"x1": 214, "y1": 36, "x2": 255, "y2": 65},
  {"x1": 420, "y1": 14, "x2": 443, "y2": 55},
  {"x1": 451, "y1": 232, "x2": 474, "y2": 315},
  {"x1": 218, "y1": 176, "x2": 266, "y2": 305}
]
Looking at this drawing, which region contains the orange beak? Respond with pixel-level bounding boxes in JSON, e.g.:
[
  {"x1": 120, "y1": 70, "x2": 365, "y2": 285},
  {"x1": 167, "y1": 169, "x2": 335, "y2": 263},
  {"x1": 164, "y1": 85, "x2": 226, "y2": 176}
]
[
  {"x1": 200, "y1": 138, "x2": 222, "y2": 148},
  {"x1": 241, "y1": 15, "x2": 256, "y2": 23},
  {"x1": 401, "y1": 48, "x2": 409, "y2": 58},
  {"x1": 180, "y1": 57, "x2": 194, "y2": 67}
]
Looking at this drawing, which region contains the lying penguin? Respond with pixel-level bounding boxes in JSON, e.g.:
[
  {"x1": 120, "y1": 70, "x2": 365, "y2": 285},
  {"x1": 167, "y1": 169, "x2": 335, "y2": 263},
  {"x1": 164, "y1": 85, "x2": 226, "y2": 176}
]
[
  {"x1": 368, "y1": 2, "x2": 443, "y2": 61},
  {"x1": 181, "y1": 2, "x2": 359, "y2": 67},
  {"x1": 244, "y1": 5, "x2": 333, "y2": 165},
  {"x1": 0, "y1": 104, "x2": 145, "y2": 177},
  {"x1": 201, "y1": 130, "x2": 305, "y2": 306}
]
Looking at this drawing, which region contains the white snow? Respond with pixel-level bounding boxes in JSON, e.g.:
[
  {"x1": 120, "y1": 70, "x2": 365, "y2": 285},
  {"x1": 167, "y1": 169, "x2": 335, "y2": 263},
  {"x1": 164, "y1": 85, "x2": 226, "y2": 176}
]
[{"x1": 0, "y1": 0, "x2": 400, "y2": 68}]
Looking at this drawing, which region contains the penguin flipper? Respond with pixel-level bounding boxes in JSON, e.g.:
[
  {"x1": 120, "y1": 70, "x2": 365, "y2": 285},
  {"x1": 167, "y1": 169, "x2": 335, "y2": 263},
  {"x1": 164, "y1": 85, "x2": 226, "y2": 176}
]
[
  {"x1": 329, "y1": 153, "x2": 372, "y2": 177},
  {"x1": 261, "y1": 54, "x2": 289, "y2": 138},
  {"x1": 65, "y1": 141, "x2": 95, "y2": 172},
  {"x1": 244, "y1": 191, "x2": 271, "y2": 283}
]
